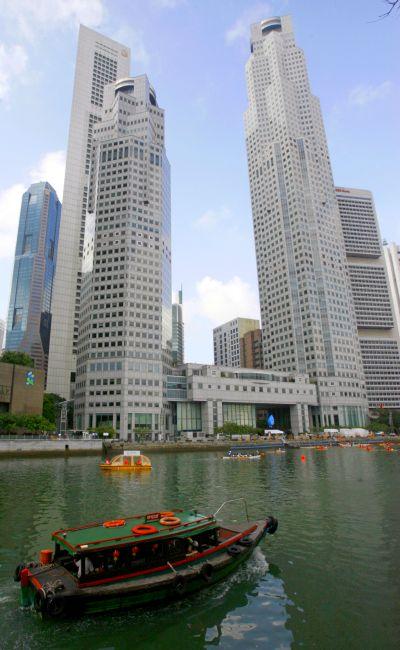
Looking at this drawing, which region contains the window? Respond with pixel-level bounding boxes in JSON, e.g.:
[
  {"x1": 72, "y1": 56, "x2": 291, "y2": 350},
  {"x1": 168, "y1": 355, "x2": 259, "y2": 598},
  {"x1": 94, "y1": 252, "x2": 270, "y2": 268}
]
[
  {"x1": 12, "y1": 307, "x2": 23, "y2": 329},
  {"x1": 23, "y1": 234, "x2": 32, "y2": 254}
]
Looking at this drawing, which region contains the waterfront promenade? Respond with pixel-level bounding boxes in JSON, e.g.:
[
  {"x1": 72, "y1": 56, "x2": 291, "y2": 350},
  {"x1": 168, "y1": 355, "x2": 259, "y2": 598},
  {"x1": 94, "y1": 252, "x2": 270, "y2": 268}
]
[{"x1": 0, "y1": 436, "x2": 397, "y2": 458}]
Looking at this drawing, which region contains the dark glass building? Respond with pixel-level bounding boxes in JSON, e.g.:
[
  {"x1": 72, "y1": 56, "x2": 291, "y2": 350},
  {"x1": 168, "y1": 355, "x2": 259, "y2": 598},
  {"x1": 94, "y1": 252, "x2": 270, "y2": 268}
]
[{"x1": 5, "y1": 182, "x2": 61, "y2": 376}]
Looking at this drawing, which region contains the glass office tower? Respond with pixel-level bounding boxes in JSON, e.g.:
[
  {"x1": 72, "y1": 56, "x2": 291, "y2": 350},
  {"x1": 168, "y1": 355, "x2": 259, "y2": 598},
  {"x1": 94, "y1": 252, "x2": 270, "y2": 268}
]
[{"x1": 6, "y1": 182, "x2": 61, "y2": 374}]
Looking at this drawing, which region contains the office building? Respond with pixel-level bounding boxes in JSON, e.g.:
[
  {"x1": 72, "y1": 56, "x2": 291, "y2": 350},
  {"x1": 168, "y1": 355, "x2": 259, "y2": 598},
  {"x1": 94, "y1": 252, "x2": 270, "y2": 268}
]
[
  {"x1": 74, "y1": 75, "x2": 172, "y2": 438},
  {"x1": 47, "y1": 26, "x2": 130, "y2": 399},
  {"x1": 384, "y1": 242, "x2": 400, "y2": 340},
  {"x1": 172, "y1": 288, "x2": 184, "y2": 365},
  {"x1": 337, "y1": 187, "x2": 400, "y2": 409},
  {"x1": 167, "y1": 363, "x2": 316, "y2": 436},
  {"x1": 5, "y1": 182, "x2": 61, "y2": 374},
  {"x1": 244, "y1": 16, "x2": 367, "y2": 428},
  {"x1": 0, "y1": 319, "x2": 5, "y2": 350},
  {"x1": 240, "y1": 328, "x2": 263, "y2": 368},
  {"x1": 213, "y1": 318, "x2": 260, "y2": 367},
  {"x1": 0, "y1": 361, "x2": 44, "y2": 415}
]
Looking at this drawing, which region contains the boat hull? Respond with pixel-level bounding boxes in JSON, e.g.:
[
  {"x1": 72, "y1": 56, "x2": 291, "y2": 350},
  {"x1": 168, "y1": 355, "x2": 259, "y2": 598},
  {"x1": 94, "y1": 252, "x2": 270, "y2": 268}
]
[{"x1": 20, "y1": 519, "x2": 273, "y2": 618}]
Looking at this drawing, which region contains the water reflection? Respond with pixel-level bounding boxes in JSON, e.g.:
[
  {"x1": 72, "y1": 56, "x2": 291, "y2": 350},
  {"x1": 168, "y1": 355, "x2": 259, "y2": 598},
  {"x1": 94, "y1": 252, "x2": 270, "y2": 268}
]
[{"x1": 1, "y1": 449, "x2": 400, "y2": 649}]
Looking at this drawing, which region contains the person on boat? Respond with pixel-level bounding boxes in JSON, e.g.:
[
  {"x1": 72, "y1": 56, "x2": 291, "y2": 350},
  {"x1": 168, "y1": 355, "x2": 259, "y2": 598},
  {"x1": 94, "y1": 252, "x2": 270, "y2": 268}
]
[
  {"x1": 105, "y1": 458, "x2": 110, "y2": 465},
  {"x1": 74, "y1": 554, "x2": 94, "y2": 579},
  {"x1": 187, "y1": 537, "x2": 199, "y2": 556}
]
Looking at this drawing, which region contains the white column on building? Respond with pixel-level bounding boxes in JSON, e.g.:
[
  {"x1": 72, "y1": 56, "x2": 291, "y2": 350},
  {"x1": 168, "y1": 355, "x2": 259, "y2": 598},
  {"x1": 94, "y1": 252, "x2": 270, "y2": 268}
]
[
  {"x1": 47, "y1": 26, "x2": 130, "y2": 399},
  {"x1": 244, "y1": 15, "x2": 368, "y2": 428}
]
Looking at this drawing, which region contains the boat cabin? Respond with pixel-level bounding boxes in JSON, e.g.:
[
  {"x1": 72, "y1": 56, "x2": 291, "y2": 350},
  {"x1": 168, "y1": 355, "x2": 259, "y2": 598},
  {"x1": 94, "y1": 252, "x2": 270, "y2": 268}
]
[{"x1": 51, "y1": 510, "x2": 221, "y2": 583}]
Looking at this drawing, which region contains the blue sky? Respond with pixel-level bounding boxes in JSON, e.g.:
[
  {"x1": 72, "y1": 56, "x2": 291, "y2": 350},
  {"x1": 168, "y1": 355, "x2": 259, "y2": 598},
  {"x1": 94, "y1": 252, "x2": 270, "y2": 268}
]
[{"x1": 0, "y1": 0, "x2": 399, "y2": 362}]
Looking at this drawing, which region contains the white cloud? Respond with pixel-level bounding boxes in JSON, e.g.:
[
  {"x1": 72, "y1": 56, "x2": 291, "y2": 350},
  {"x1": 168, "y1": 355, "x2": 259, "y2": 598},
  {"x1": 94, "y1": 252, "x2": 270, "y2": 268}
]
[
  {"x1": 151, "y1": 0, "x2": 186, "y2": 8},
  {"x1": 225, "y1": 2, "x2": 272, "y2": 45},
  {"x1": 0, "y1": 150, "x2": 66, "y2": 261},
  {"x1": 185, "y1": 276, "x2": 260, "y2": 326},
  {"x1": 0, "y1": 0, "x2": 105, "y2": 41},
  {"x1": 348, "y1": 81, "x2": 393, "y2": 107},
  {"x1": 0, "y1": 183, "x2": 25, "y2": 260},
  {"x1": 0, "y1": 43, "x2": 28, "y2": 100},
  {"x1": 29, "y1": 150, "x2": 66, "y2": 198},
  {"x1": 194, "y1": 206, "x2": 232, "y2": 230}
]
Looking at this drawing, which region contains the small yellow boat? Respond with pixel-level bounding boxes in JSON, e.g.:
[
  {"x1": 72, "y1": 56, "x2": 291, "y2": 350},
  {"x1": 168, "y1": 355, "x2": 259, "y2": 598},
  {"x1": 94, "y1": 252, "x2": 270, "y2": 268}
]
[{"x1": 100, "y1": 451, "x2": 152, "y2": 471}]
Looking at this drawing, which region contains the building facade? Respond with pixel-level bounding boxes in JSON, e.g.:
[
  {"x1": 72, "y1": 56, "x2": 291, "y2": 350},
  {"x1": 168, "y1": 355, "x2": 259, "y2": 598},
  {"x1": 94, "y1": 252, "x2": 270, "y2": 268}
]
[
  {"x1": 167, "y1": 363, "x2": 317, "y2": 436},
  {"x1": 213, "y1": 318, "x2": 260, "y2": 367},
  {"x1": 244, "y1": 15, "x2": 367, "y2": 428},
  {"x1": 5, "y1": 182, "x2": 61, "y2": 374},
  {"x1": 384, "y1": 242, "x2": 400, "y2": 340},
  {"x1": 172, "y1": 288, "x2": 184, "y2": 365},
  {"x1": 47, "y1": 26, "x2": 130, "y2": 399},
  {"x1": 240, "y1": 328, "x2": 263, "y2": 368},
  {"x1": 74, "y1": 75, "x2": 172, "y2": 438},
  {"x1": 0, "y1": 362, "x2": 44, "y2": 415},
  {"x1": 337, "y1": 187, "x2": 400, "y2": 409},
  {"x1": 0, "y1": 319, "x2": 5, "y2": 350}
]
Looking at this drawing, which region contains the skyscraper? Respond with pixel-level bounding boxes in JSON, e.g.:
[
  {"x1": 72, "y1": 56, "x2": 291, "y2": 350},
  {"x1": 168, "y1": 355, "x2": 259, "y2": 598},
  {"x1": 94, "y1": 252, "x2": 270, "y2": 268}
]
[
  {"x1": 337, "y1": 187, "x2": 400, "y2": 409},
  {"x1": 172, "y1": 288, "x2": 184, "y2": 365},
  {"x1": 384, "y1": 242, "x2": 400, "y2": 340},
  {"x1": 244, "y1": 16, "x2": 367, "y2": 428},
  {"x1": 47, "y1": 26, "x2": 130, "y2": 399},
  {"x1": 0, "y1": 319, "x2": 5, "y2": 350},
  {"x1": 74, "y1": 76, "x2": 172, "y2": 439},
  {"x1": 5, "y1": 182, "x2": 61, "y2": 374}
]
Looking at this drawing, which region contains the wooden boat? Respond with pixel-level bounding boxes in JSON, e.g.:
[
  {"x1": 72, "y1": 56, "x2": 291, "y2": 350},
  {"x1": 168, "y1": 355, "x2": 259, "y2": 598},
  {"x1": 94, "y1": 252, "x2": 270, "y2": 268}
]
[
  {"x1": 222, "y1": 453, "x2": 261, "y2": 460},
  {"x1": 14, "y1": 500, "x2": 278, "y2": 619},
  {"x1": 99, "y1": 450, "x2": 151, "y2": 471},
  {"x1": 315, "y1": 446, "x2": 328, "y2": 451}
]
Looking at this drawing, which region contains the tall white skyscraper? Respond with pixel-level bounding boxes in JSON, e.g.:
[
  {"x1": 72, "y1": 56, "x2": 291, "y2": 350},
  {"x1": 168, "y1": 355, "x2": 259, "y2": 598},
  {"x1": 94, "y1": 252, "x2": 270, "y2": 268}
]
[
  {"x1": 74, "y1": 76, "x2": 172, "y2": 439},
  {"x1": 337, "y1": 187, "x2": 400, "y2": 409},
  {"x1": 244, "y1": 16, "x2": 367, "y2": 428},
  {"x1": 47, "y1": 26, "x2": 130, "y2": 399},
  {"x1": 384, "y1": 242, "x2": 400, "y2": 339}
]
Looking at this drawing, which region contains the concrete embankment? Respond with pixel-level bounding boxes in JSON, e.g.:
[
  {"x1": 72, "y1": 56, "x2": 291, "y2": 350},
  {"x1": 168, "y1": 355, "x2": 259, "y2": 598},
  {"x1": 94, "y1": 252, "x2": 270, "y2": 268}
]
[
  {"x1": 0, "y1": 439, "x2": 104, "y2": 458},
  {"x1": 0, "y1": 437, "x2": 398, "y2": 458}
]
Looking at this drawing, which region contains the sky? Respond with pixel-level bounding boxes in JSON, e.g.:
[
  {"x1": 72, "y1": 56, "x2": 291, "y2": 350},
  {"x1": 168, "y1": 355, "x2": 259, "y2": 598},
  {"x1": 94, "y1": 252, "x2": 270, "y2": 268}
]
[{"x1": 0, "y1": 0, "x2": 399, "y2": 362}]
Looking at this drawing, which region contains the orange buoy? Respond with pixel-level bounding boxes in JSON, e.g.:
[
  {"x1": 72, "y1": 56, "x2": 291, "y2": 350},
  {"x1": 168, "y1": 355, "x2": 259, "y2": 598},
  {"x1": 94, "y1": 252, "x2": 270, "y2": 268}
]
[
  {"x1": 132, "y1": 524, "x2": 158, "y2": 536},
  {"x1": 160, "y1": 511, "x2": 175, "y2": 517},
  {"x1": 39, "y1": 549, "x2": 53, "y2": 565},
  {"x1": 103, "y1": 519, "x2": 126, "y2": 528},
  {"x1": 159, "y1": 516, "x2": 181, "y2": 527},
  {"x1": 301, "y1": 455, "x2": 306, "y2": 462}
]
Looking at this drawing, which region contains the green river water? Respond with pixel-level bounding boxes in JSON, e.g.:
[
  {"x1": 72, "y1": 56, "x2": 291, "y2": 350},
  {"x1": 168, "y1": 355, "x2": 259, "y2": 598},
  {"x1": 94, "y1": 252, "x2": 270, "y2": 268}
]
[{"x1": 0, "y1": 447, "x2": 399, "y2": 649}]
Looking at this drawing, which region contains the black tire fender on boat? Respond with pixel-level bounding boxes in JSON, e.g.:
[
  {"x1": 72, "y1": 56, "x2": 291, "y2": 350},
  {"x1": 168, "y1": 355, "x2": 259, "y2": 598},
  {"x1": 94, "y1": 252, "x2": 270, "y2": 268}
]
[
  {"x1": 238, "y1": 537, "x2": 253, "y2": 547},
  {"x1": 14, "y1": 563, "x2": 26, "y2": 582},
  {"x1": 46, "y1": 591, "x2": 65, "y2": 618},
  {"x1": 227, "y1": 545, "x2": 243, "y2": 557},
  {"x1": 265, "y1": 516, "x2": 278, "y2": 535},
  {"x1": 173, "y1": 574, "x2": 186, "y2": 596},
  {"x1": 200, "y1": 563, "x2": 213, "y2": 583},
  {"x1": 33, "y1": 588, "x2": 46, "y2": 613}
]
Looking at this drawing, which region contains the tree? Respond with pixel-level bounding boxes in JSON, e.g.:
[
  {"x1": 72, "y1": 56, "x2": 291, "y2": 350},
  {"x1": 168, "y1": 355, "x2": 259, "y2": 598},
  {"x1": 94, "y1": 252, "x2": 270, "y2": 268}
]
[
  {"x1": 42, "y1": 393, "x2": 64, "y2": 425},
  {"x1": 0, "y1": 351, "x2": 34, "y2": 367},
  {"x1": 89, "y1": 425, "x2": 117, "y2": 438},
  {"x1": 379, "y1": 0, "x2": 400, "y2": 18}
]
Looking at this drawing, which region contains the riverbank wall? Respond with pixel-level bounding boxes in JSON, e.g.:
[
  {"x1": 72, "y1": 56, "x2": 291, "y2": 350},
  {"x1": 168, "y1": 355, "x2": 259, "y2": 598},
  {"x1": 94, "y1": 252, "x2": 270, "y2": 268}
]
[{"x1": 0, "y1": 437, "x2": 398, "y2": 458}]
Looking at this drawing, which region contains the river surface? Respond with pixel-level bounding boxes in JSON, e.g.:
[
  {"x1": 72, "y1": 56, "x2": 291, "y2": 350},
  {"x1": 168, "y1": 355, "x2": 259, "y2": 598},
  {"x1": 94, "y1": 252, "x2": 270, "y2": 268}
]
[{"x1": 0, "y1": 447, "x2": 399, "y2": 649}]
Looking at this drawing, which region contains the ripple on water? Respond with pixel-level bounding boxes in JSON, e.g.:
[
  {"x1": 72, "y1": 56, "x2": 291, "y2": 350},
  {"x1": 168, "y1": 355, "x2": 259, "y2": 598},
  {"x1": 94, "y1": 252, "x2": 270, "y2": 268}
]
[{"x1": 0, "y1": 448, "x2": 399, "y2": 649}]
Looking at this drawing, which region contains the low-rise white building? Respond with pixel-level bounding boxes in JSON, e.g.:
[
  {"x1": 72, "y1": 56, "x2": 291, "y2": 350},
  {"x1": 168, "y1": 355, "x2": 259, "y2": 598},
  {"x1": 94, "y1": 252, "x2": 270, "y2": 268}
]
[{"x1": 168, "y1": 363, "x2": 317, "y2": 436}]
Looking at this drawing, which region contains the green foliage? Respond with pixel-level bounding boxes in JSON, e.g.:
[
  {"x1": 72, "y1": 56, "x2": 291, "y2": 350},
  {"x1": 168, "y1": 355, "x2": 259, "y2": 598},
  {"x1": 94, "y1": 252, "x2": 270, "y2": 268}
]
[
  {"x1": 0, "y1": 413, "x2": 54, "y2": 433},
  {"x1": 215, "y1": 421, "x2": 264, "y2": 436},
  {"x1": 0, "y1": 351, "x2": 34, "y2": 367},
  {"x1": 42, "y1": 393, "x2": 64, "y2": 424},
  {"x1": 89, "y1": 425, "x2": 117, "y2": 438},
  {"x1": 369, "y1": 420, "x2": 389, "y2": 433}
]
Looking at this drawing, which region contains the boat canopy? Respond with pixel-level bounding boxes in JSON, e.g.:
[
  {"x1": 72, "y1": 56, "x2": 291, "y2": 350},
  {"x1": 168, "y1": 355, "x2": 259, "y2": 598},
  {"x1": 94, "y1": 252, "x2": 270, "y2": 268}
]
[{"x1": 52, "y1": 510, "x2": 216, "y2": 554}]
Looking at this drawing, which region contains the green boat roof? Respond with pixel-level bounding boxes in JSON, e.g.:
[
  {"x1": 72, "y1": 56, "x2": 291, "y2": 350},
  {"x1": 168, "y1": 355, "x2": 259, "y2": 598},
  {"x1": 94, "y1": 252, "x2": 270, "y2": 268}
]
[{"x1": 52, "y1": 510, "x2": 216, "y2": 554}]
